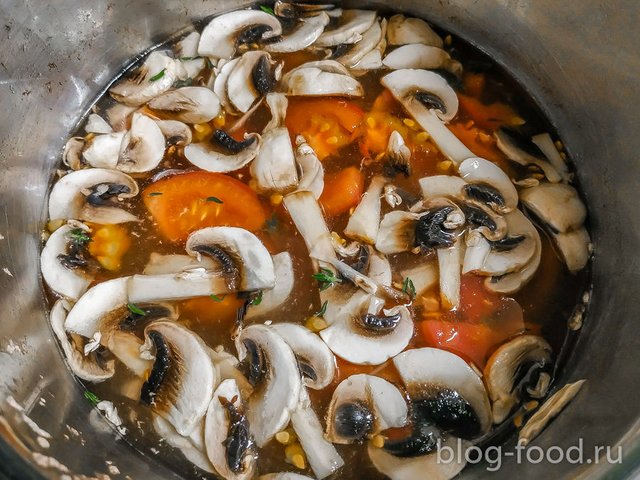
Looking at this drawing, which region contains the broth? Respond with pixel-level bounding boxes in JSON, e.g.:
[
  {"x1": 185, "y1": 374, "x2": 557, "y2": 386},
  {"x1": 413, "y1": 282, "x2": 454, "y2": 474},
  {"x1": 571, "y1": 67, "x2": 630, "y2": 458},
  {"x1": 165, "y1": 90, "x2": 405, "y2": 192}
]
[{"x1": 42, "y1": 5, "x2": 590, "y2": 479}]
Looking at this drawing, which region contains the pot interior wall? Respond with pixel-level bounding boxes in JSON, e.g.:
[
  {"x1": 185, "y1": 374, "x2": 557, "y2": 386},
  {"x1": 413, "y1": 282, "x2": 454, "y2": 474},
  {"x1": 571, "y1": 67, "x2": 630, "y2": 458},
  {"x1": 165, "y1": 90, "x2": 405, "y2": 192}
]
[{"x1": 1, "y1": 1, "x2": 639, "y2": 478}]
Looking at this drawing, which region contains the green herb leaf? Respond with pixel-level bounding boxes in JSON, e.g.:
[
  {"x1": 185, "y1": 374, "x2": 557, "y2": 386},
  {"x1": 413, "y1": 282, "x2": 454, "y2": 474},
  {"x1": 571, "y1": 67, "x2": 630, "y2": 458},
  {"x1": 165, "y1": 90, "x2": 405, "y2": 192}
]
[
  {"x1": 312, "y1": 267, "x2": 342, "y2": 291},
  {"x1": 315, "y1": 300, "x2": 328, "y2": 317},
  {"x1": 69, "y1": 228, "x2": 91, "y2": 245},
  {"x1": 210, "y1": 294, "x2": 227, "y2": 302},
  {"x1": 260, "y1": 5, "x2": 275, "y2": 15},
  {"x1": 250, "y1": 290, "x2": 263, "y2": 306},
  {"x1": 148, "y1": 192, "x2": 163, "y2": 197},
  {"x1": 179, "y1": 56, "x2": 199, "y2": 61},
  {"x1": 205, "y1": 57, "x2": 215, "y2": 70},
  {"x1": 206, "y1": 196, "x2": 224, "y2": 204},
  {"x1": 127, "y1": 303, "x2": 146, "y2": 316},
  {"x1": 402, "y1": 277, "x2": 416, "y2": 299},
  {"x1": 149, "y1": 68, "x2": 166, "y2": 82},
  {"x1": 84, "y1": 390, "x2": 101, "y2": 406}
]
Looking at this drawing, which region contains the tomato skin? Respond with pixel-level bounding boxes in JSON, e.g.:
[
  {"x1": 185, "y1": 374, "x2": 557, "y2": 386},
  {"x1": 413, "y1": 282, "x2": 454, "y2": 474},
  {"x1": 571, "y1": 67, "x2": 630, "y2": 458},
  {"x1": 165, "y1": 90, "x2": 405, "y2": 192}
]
[
  {"x1": 457, "y1": 94, "x2": 520, "y2": 131},
  {"x1": 143, "y1": 171, "x2": 268, "y2": 242},
  {"x1": 319, "y1": 167, "x2": 365, "y2": 217}
]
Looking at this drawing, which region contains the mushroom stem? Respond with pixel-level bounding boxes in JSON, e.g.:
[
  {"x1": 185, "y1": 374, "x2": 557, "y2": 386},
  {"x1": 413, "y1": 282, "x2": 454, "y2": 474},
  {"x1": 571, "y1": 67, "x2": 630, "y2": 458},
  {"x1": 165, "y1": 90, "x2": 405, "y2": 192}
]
[{"x1": 437, "y1": 236, "x2": 463, "y2": 309}]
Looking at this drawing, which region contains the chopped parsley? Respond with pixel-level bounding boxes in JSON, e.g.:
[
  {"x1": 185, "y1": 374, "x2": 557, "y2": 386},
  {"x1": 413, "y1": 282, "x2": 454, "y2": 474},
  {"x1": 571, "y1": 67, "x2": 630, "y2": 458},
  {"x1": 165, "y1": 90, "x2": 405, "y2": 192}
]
[
  {"x1": 127, "y1": 303, "x2": 146, "y2": 316},
  {"x1": 69, "y1": 228, "x2": 91, "y2": 245},
  {"x1": 249, "y1": 290, "x2": 263, "y2": 306},
  {"x1": 260, "y1": 5, "x2": 275, "y2": 15},
  {"x1": 84, "y1": 390, "x2": 101, "y2": 406},
  {"x1": 149, "y1": 68, "x2": 166, "y2": 82},
  {"x1": 148, "y1": 192, "x2": 163, "y2": 197},
  {"x1": 315, "y1": 300, "x2": 328, "y2": 317},
  {"x1": 312, "y1": 268, "x2": 342, "y2": 291},
  {"x1": 402, "y1": 277, "x2": 416, "y2": 299},
  {"x1": 206, "y1": 196, "x2": 224, "y2": 204},
  {"x1": 210, "y1": 294, "x2": 227, "y2": 302}
]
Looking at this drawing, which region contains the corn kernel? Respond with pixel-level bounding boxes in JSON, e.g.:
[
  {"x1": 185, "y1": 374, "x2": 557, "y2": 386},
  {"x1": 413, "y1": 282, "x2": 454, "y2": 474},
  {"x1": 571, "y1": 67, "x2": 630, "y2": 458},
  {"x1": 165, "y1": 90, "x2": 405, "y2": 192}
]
[
  {"x1": 524, "y1": 400, "x2": 539, "y2": 411},
  {"x1": 403, "y1": 118, "x2": 416, "y2": 128},
  {"x1": 326, "y1": 136, "x2": 339, "y2": 145},
  {"x1": 276, "y1": 431, "x2": 292, "y2": 444},
  {"x1": 371, "y1": 435, "x2": 385, "y2": 448},
  {"x1": 437, "y1": 160, "x2": 452, "y2": 172},
  {"x1": 464, "y1": 120, "x2": 475, "y2": 129},
  {"x1": 366, "y1": 116, "x2": 376, "y2": 128},
  {"x1": 84, "y1": 133, "x2": 95, "y2": 142},
  {"x1": 560, "y1": 152, "x2": 567, "y2": 160},
  {"x1": 510, "y1": 116, "x2": 526, "y2": 126},
  {"x1": 292, "y1": 454, "x2": 306, "y2": 470},
  {"x1": 514, "y1": 414, "x2": 524, "y2": 428},
  {"x1": 416, "y1": 131, "x2": 429, "y2": 142},
  {"x1": 554, "y1": 140, "x2": 564, "y2": 150},
  {"x1": 194, "y1": 123, "x2": 209, "y2": 133},
  {"x1": 213, "y1": 114, "x2": 226, "y2": 128},
  {"x1": 306, "y1": 316, "x2": 328, "y2": 332},
  {"x1": 285, "y1": 443, "x2": 306, "y2": 469},
  {"x1": 532, "y1": 173, "x2": 545, "y2": 180},
  {"x1": 270, "y1": 193, "x2": 284, "y2": 206},
  {"x1": 444, "y1": 34, "x2": 452, "y2": 46}
]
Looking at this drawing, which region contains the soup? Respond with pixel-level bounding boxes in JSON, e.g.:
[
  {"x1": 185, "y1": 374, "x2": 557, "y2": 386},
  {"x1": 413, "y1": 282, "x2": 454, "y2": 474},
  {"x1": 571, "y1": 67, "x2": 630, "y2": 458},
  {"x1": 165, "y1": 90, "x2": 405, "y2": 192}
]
[{"x1": 41, "y1": 3, "x2": 591, "y2": 479}]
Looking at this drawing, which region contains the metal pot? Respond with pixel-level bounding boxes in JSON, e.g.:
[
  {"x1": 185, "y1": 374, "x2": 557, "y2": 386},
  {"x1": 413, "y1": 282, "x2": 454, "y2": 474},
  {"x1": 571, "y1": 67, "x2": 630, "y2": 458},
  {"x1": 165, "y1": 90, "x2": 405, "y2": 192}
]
[{"x1": 1, "y1": 1, "x2": 639, "y2": 478}]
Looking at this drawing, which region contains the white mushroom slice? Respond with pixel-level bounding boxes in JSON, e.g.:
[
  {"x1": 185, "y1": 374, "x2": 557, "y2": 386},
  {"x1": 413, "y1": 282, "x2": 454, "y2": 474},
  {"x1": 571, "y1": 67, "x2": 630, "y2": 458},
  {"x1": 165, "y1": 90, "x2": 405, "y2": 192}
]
[
  {"x1": 336, "y1": 19, "x2": 383, "y2": 68},
  {"x1": 283, "y1": 66, "x2": 363, "y2": 97},
  {"x1": 400, "y1": 261, "x2": 438, "y2": 297},
  {"x1": 63, "y1": 137, "x2": 85, "y2": 170},
  {"x1": 270, "y1": 322, "x2": 335, "y2": 390},
  {"x1": 154, "y1": 119, "x2": 193, "y2": 146},
  {"x1": 462, "y1": 229, "x2": 491, "y2": 274},
  {"x1": 351, "y1": 18, "x2": 388, "y2": 72},
  {"x1": 518, "y1": 379, "x2": 586, "y2": 446},
  {"x1": 519, "y1": 183, "x2": 586, "y2": 233},
  {"x1": 285, "y1": 59, "x2": 352, "y2": 76},
  {"x1": 85, "y1": 113, "x2": 113, "y2": 134},
  {"x1": 48, "y1": 168, "x2": 139, "y2": 224},
  {"x1": 228, "y1": 51, "x2": 281, "y2": 113},
  {"x1": 315, "y1": 9, "x2": 377, "y2": 47},
  {"x1": 273, "y1": 1, "x2": 335, "y2": 18},
  {"x1": 106, "y1": 330, "x2": 153, "y2": 379},
  {"x1": 264, "y1": 12, "x2": 330, "y2": 53},
  {"x1": 50, "y1": 300, "x2": 115, "y2": 382},
  {"x1": 105, "y1": 103, "x2": 137, "y2": 132},
  {"x1": 386, "y1": 14, "x2": 443, "y2": 48},
  {"x1": 186, "y1": 226, "x2": 275, "y2": 292},
  {"x1": 236, "y1": 324, "x2": 302, "y2": 447},
  {"x1": 251, "y1": 93, "x2": 299, "y2": 192},
  {"x1": 368, "y1": 437, "x2": 468, "y2": 480},
  {"x1": 321, "y1": 300, "x2": 413, "y2": 365},
  {"x1": 458, "y1": 157, "x2": 518, "y2": 213},
  {"x1": 204, "y1": 379, "x2": 255, "y2": 480},
  {"x1": 437, "y1": 236, "x2": 463, "y2": 309},
  {"x1": 531, "y1": 133, "x2": 570, "y2": 183},
  {"x1": 40, "y1": 222, "x2": 94, "y2": 301},
  {"x1": 142, "y1": 321, "x2": 217, "y2": 436},
  {"x1": 295, "y1": 135, "x2": 325, "y2": 199},
  {"x1": 494, "y1": 128, "x2": 562, "y2": 183},
  {"x1": 184, "y1": 133, "x2": 261, "y2": 173},
  {"x1": 394, "y1": 348, "x2": 492, "y2": 435},
  {"x1": 117, "y1": 113, "x2": 166, "y2": 173},
  {"x1": 198, "y1": 9, "x2": 283, "y2": 59},
  {"x1": 419, "y1": 175, "x2": 466, "y2": 200},
  {"x1": 326, "y1": 374, "x2": 408, "y2": 444},
  {"x1": 143, "y1": 253, "x2": 217, "y2": 275},
  {"x1": 214, "y1": 58, "x2": 241, "y2": 114},
  {"x1": 375, "y1": 211, "x2": 420, "y2": 254},
  {"x1": 175, "y1": 31, "x2": 200, "y2": 58},
  {"x1": 386, "y1": 130, "x2": 411, "y2": 175},
  {"x1": 382, "y1": 69, "x2": 473, "y2": 165},
  {"x1": 290, "y1": 388, "x2": 344, "y2": 479},
  {"x1": 179, "y1": 57, "x2": 206, "y2": 80},
  {"x1": 553, "y1": 227, "x2": 591, "y2": 273},
  {"x1": 383, "y1": 44, "x2": 456, "y2": 71},
  {"x1": 153, "y1": 415, "x2": 216, "y2": 473},
  {"x1": 128, "y1": 271, "x2": 230, "y2": 304},
  {"x1": 344, "y1": 176, "x2": 385, "y2": 244},
  {"x1": 283, "y1": 190, "x2": 337, "y2": 269},
  {"x1": 147, "y1": 87, "x2": 221, "y2": 124},
  {"x1": 82, "y1": 132, "x2": 125, "y2": 169},
  {"x1": 246, "y1": 253, "x2": 294, "y2": 320},
  {"x1": 484, "y1": 335, "x2": 552, "y2": 424},
  {"x1": 260, "y1": 474, "x2": 314, "y2": 480},
  {"x1": 110, "y1": 51, "x2": 180, "y2": 106}
]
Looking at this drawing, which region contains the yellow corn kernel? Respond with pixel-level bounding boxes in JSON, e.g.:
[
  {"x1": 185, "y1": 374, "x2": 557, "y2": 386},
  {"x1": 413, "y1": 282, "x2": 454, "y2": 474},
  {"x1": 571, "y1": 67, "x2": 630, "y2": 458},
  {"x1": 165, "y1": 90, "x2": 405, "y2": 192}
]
[
  {"x1": 560, "y1": 152, "x2": 567, "y2": 160},
  {"x1": 366, "y1": 116, "x2": 376, "y2": 128},
  {"x1": 444, "y1": 34, "x2": 452, "y2": 46},
  {"x1": 532, "y1": 173, "x2": 545, "y2": 180},
  {"x1": 84, "y1": 133, "x2": 95, "y2": 142},
  {"x1": 276, "y1": 431, "x2": 292, "y2": 445},
  {"x1": 510, "y1": 116, "x2": 526, "y2": 126},
  {"x1": 416, "y1": 131, "x2": 429, "y2": 142},
  {"x1": 514, "y1": 413, "x2": 524, "y2": 428},
  {"x1": 285, "y1": 443, "x2": 306, "y2": 469},
  {"x1": 213, "y1": 113, "x2": 226, "y2": 128},
  {"x1": 194, "y1": 123, "x2": 209, "y2": 133},
  {"x1": 554, "y1": 140, "x2": 564, "y2": 150},
  {"x1": 403, "y1": 118, "x2": 416, "y2": 128},
  {"x1": 371, "y1": 435, "x2": 385, "y2": 448},
  {"x1": 306, "y1": 316, "x2": 328, "y2": 333},
  {"x1": 270, "y1": 194, "x2": 284, "y2": 206},
  {"x1": 437, "y1": 160, "x2": 452, "y2": 172},
  {"x1": 326, "y1": 136, "x2": 339, "y2": 145},
  {"x1": 524, "y1": 400, "x2": 539, "y2": 411},
  {"x1": 291, "y1": 454, "x2": 306, "y2": 470}
]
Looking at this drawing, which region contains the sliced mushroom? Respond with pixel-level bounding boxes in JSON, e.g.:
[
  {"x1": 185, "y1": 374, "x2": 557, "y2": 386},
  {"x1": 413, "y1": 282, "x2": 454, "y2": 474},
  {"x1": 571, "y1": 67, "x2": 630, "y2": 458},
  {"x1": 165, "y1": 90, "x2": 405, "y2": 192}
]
[
  {"x1": 198, "y1": 9, "x2": 283, "y2": 59},
  {"x1": 82, "y1": 132, "x2": 126, "y2": 169},
  {"x1": 251, "y1": 93, "x2": 299, "y2": 193},
  {"x1": 458, "y1": 157, "x2": 518, "y2": 213},
  {"x1": 314, "y1": 9, "x2": 377, "y2": 47},
  {"x1": 494, "y1": 128, "x2": 562, "y2": 183},
  {"x1": 105, "y1": 103, "x2": 137, "y2": 132},
  {"x1": 282, "y1": 61, "x2": 363, "y2": 97},
  {"x1": 437, "y1": 236, "x2": 463, "y2": 309},
  {"x1": 273, "y1": 1, "x2": 335, "y2": 18},
  {"x1": 386, "y1": 14, "x2": 443, "y2": 48},
  {"x1": 350, "y1": 18, "x2": 388, "y2": 72},
  {"x1": 175, "y1": 31, "x2": 200, "y2": 58},
  {"x1": 383, "y1": 44, "x2": 459, "y2": 73},
  {"x1": 400, "y1": 261, "x2": 438, "y2": 297},
  {"x1": 50, "y1": 300, "x2": 115, "y2": 382},
  {"x1": 236, "y1": 324, "x2": 302, "y2": 447},
  {"x1": 553, "y1": 227, "x2": 591, "y2": 274},
  {"x1": 484, "y1": 335, "x2": 552, "y2": 424},
  {"x1": 344, "y1": 176, "x2": 386, "y2": 244},
  {"x1": 153, "y1": 415, "x2": 216, "y2": 473},
  {"x1": 141, "y1": 321, "x2": 217, "y2": 436},
  {"x1": 375, "y1": 211, "x2": 421, "y2": 254},
  {"x1": 531, "y1": 132, "x2": 571, "y2": 183},
  {"x1": 143, "y1": 252, "x2": 217, "y2": 275},
  {"x1": 385, "y1": 130, "x2": 411, "y2": 177},
  {"x1": 117, "y1": 112, "x2": 166, "y2": 173},
  {"x1": 418, "y1": 175, "x2": 466, "y2": 201},
  {"x1": 63, "y1": 137, "x2": 85, "y2": 170},
  {"x1": 147, "y1": 87, "x2": 221, "y2": 124},
  {"x1": 110, "y1": 51, "x2": 181, "y2": 106},
  {"x1": 271, "y1": 322, "x2": 335, "y2": 390},
  {"x1": 183, "y1": 132, "x2": 261, "y2": 173},
  {"x1": 48, "y1": 168, "x2": 139, "y2": 224},
  {"x1": 204, "y1": 379, "x2": 256, "y2": 480},
  {"x1": 519, "y1": 183, "x2": 586, "y2": 233},
  {"x1": 459, "y1": 200, "x2": 508, "y2": 242},
  {"x1": 294, "y1": 135, "x2": 325, "y2": 199},
  {"x1": 214, "y1": 58, "x2": 241, "y2": 114},
  {"x1": 40, "y1": 221, "x2": 94, "y2": 301},
  {"x1": 186, "y1": 227, "x2": 276, "y2": 292},
  {"x1": 154, "y1": 119, "x2": 193, "y2": 146},
  {"x1": 264, "y1": 12, "x2": 330, "y2": 53},
  {"x1": 260, "y1": 473, "x2": 315, "y2": 480},
  {"x1": 246, "y1": 252, "x2": 294, "y2": 320},
  {"x1": 326, "y1": 374, "x2": 408, "y2": 444},
  {"x1": 228, "y1": 51, "x2": 282, "y2": 113},
  {"x1": 336, "y1": 19, "x2": 384, "y2": 68},
  {"x1": 461, "y1": 229, "x2": 491, "y2": 274},
  {"x1": 382, "y1": 69, "x2": 474, "y2": 165},
  {"x1": 85, "y1": 113, "x2": 113, "y2": 134}
]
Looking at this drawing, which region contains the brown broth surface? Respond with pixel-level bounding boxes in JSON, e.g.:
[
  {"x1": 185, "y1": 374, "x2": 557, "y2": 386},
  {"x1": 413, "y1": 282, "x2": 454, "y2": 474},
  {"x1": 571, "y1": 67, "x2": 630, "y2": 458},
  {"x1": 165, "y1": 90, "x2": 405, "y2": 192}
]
[{"x1": 45, "y1": 10, "x2": 589, "y2": 480}]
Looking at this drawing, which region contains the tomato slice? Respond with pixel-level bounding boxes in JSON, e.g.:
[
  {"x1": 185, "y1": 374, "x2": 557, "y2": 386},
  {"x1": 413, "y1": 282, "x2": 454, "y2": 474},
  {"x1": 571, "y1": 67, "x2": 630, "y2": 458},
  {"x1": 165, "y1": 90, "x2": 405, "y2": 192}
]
[
  {"x1": 143, "y1": 171, "x2": 268, "y2": 242},
  {"x1": 319, "y1": 166, "x2": 365, "y2": 217},
  {"x1": 457, "y1": 94, "x2": 521, "y2": 131}
]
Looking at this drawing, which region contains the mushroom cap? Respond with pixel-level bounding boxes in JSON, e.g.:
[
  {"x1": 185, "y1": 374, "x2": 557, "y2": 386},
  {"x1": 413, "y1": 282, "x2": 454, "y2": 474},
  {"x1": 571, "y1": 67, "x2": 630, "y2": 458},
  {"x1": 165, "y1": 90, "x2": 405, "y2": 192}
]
[
  {"x1": 82, "y1": 132, "x2": 125, "y2": 169},
  {"x1": 458, "y1": 157, "x2": 518, "y2": 213},
  {"x1": 117, "y1": 112, "x2": 166, "y2": 173},
  {"x1": 153, "y1": 119, "x2": 193, "y2": 146},
  {"x1": 264, "y1": 12, "x2": 330, "y2": 53},
  {"x1": 227, "y1": 51, "x2": 280, "y2": 113},
  {"x1": 552, "y1": 227, "x2": 591, "y2": 273},
  {"x1": 183, "y1": 133, "x2": 262, "y2": 173},
  {"x1": 326, "y1": 373, "x2": 408, "y2": 444},
  {"x1": 344, "y1": 176, "x2": 386, "y2": 245},
  {"x1": 198, "y1": 9, "x2": 283, "y2": 59},
  {"x1": 153, "y1": 414, "x2": 216, "y2": 473},
  {"x1": 484, "y1": 335, "x2": 552, "y2": 424},
  {"x1": 283, "y1": 66, "x2": 363, "y2": 97},
  {"x1": 214, "y1": 57, "x2": 242, "y2": 114},
  {"x1": 419, "y1": 175, "x2": 466, "y2": 200},
  {"x1": 236, "y1": 324, "x2": 302, "y2": 447},
  {"x1": 294, "y1": 135, "x2": 325, "y2": 199},
  {"x1": 520, "y1": 183, "x2": 587, "y2": 233},
  {"x1": 143, "y1": 321, "x2": 218, "y2": 437},
  {"x1": 386, "y1": 14, "x2": 443, "y2": 48},
  {"x1": 314, "y1": 9, "x2": 377, "y2": 47},
  {"x1": 336, "y1": 19, "x2": 384, "y2": 68},
  {"x1": 246, "y1": 252, "x2": 295, "y2": 320},
  {"x1": 383, "y1": 44, "x2": 453, "y2": 71},
  {"x1": 147, "y1": 87, "x2": 221, "y2": 124}
]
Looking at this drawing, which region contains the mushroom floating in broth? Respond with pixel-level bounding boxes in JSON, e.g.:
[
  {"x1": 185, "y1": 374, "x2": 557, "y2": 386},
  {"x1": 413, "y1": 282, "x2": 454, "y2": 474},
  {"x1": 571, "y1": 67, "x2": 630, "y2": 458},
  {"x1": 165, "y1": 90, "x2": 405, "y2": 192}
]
[{"x1": 41, "y1": 4, "x2": 591, "y2": 479}]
